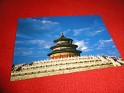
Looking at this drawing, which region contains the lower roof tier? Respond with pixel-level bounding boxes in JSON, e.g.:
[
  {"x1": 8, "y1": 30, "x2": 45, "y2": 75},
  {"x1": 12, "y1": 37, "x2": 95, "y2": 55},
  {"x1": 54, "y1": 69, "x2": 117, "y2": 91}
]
[{"x1": 47, "y1": 50, "x2": 82, "y2": 56}]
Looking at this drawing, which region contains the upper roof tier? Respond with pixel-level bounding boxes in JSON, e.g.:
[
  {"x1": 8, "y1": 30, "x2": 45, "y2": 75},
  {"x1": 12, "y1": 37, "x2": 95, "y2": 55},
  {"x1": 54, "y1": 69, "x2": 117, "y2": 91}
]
[{"x1": 54, "y1": 33, "x2": 73, "y2": 43}]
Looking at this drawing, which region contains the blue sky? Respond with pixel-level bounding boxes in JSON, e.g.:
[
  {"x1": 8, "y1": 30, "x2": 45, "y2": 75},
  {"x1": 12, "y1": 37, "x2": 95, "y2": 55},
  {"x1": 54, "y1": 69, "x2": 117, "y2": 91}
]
[{"x1": 13, "y1": 15, "x2": 120, "y2": 64}]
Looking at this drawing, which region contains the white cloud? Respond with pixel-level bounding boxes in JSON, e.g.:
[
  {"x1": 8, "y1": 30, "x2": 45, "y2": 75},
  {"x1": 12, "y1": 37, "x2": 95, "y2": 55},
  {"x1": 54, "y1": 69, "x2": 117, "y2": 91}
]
[
  {"x1": 74, "y1": 40, "x2": 90, "y2": 52},
  {"x1": 41, "y1": 20, "x2": 58, "y2": 25},
  {"x1": 87, "y1": 19, "x2": 106, "y2": 36},
  {"x1": 14, "y1": 50, "x2": 33, "y2": 56},
  {"x1": 73, "y1": 28, "x2": 91, "y2": 36},
  {"x1": 14, "y1": 47, "x2": 48, "y2": 57},
  {"x1": 40, "y1": 19, "x2": 59, "y2": 30},
  {"x1": 16, "y1": 34, "x2": 31, "y2": 39},
  {"x1": 22, "y1": 50, "x2": 33, "y2": 56},
  {"x1": 96, "y1": 39, "x2": 113, "y2": 50},
  {"x1": 16, "y1": 40, "x2": 52, "y2": 49},
  {"x1": 16, "y1": 41, "x2": 24, "y2": 44},
  {"x1": 112, "y1": 45, "x2": 116, "y2": 48},
  {"x1": 73, "y1": 19, "x2": 106, "y2": 36},
  {"x1": 22, "y1": 18, "x2": 60, "y2": 31},
  {"x1": 63, "y1": 29, "x2": 71, "y2": 35},
  {"x1": 107, "y1": 51, "x2": 116, "y2": 55},
  {"x1": 29, "y1": 40, "x2": 52, "y2": 49},
  {"x1": 99, "y1": 39, "x2": 112, "y2": 44},
  {"x1": 89, "y1": 29, "x2": 104, "y2": 36},
  {"x1": 29, "y1": 40, "x2": 45, "y2": 45}
]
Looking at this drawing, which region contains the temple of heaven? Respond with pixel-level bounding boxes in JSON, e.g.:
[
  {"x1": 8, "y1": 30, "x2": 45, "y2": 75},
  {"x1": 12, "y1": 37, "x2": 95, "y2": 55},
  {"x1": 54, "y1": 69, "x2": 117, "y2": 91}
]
[{"x1": 47, "y1": 33, "x2": 82, "y2": 59}]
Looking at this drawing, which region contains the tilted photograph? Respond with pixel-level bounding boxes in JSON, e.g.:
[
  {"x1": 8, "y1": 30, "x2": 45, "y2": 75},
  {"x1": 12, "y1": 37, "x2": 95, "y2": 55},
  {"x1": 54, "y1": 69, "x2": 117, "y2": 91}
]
[{"x1": 11, "y1": 15, "x2": 124, "y2": 81}]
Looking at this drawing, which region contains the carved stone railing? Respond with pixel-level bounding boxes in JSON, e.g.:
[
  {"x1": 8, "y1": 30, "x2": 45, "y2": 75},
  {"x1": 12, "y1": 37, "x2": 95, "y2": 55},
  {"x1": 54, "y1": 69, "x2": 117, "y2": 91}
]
[{"x1": 11, "y1": 55, "x2": 123, "y2": 81}]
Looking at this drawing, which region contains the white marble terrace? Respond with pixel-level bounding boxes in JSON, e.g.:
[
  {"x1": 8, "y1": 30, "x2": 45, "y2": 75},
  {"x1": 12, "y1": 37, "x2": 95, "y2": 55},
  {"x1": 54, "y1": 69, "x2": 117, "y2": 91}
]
[{"x1": 11, "y1": 55, "x2": 123, "y2": 81}]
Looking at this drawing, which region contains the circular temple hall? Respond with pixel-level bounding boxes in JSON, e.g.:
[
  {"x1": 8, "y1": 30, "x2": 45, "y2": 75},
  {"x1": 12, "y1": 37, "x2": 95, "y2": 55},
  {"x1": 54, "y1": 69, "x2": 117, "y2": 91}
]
[{"x1": 47, "y1": 33, "x2": 82, "y2": 59}]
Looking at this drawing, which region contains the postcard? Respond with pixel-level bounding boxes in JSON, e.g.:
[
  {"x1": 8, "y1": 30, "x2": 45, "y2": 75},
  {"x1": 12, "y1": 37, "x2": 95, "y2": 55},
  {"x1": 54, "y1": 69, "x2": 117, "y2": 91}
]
[{"x1": 11, "y1": 15, "x2": 124, "y2": 81}]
